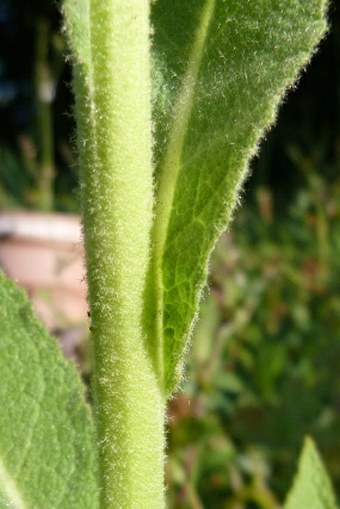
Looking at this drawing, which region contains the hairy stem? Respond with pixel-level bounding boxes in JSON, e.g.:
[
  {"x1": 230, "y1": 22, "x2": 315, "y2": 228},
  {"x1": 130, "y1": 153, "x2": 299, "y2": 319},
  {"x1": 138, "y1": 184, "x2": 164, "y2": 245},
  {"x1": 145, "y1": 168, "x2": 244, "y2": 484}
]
[{"x1": 65, "y1": 0, "x2": 165, "y2": 507}]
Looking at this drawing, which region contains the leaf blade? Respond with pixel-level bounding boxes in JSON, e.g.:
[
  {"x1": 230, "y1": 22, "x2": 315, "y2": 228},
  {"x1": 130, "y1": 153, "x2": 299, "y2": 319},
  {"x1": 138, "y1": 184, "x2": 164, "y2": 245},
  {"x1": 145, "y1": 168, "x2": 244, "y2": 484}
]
[
  {"x1": 284, "y1": 437, "x2": 337, "y2": 509},
  {"x1": 0, "y1": 271, "x2": 98, "y2": 509},
  {"x1": 150, "y1": 0, "x2": 328, "y2": 394}
]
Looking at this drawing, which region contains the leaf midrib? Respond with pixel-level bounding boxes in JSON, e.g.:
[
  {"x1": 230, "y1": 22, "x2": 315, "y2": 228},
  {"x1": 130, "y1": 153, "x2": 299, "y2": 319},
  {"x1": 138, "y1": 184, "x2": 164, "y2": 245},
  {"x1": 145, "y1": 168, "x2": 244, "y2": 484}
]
[{"x1": 150, "y1": 0, "x2": 216, "y2": 393}]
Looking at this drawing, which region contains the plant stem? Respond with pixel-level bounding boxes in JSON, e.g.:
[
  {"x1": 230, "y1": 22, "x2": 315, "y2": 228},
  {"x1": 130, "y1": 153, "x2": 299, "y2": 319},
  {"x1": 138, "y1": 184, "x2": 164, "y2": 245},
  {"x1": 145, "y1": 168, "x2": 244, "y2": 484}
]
[
  {"x1": 35, "y1": 17, "x2": 55, "y2": 211},
  {"x1": 69, "y1": 1, "x2": 164, "y2": 507}
]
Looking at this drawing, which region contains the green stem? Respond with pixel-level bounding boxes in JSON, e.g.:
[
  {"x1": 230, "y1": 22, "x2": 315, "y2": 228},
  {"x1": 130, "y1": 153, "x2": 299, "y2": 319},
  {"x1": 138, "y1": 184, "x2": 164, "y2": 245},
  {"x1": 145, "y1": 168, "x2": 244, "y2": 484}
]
[
  {"x1": 68, "y1": 1, "x2": 165, "y2": 507},
  {"x1": 35, "y1": 17, "x2": 55, "y2": 211}
]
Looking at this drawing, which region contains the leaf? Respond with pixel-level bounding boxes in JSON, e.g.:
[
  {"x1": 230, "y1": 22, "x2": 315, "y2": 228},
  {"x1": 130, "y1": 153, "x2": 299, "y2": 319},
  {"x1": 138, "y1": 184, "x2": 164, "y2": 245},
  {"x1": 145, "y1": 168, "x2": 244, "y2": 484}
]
[
  {"x1": 149, "y1": 0, "x2": 328, "y2": 395},
  {"x1": 0, "y1": 271, "x2": 98, "y2": 509},
  {"x1": 62, "y1": 0, "x2": 91, "y2": 70},
  {"x1": 284, "y1": 437, "x2": 337, "y2": 509}
]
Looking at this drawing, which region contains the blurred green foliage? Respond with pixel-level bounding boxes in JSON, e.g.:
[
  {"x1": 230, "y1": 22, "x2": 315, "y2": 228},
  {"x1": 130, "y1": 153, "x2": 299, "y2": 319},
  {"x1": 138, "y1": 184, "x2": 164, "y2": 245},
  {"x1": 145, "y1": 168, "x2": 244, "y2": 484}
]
[
  {"x1": 0, "y1": 0, "x2": 339, "y2": 507},
  {"x1": 0, "y1": 0, "x2": 77, "y2": 211},
  {"x1": 167, "y1": 159, "x2": 340, "y2": 507}
]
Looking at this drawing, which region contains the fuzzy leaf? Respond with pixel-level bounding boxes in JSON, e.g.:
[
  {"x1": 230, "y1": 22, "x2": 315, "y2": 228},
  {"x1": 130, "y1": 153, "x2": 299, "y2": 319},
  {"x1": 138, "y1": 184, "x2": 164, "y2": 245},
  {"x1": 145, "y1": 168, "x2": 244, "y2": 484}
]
[
  {"x1": 0, "y1": 271, "x2": 98, "y2": 509},
  {"x1": 284, "y1": 437, "x2": 337, "y2": 509},
  {"x1": 150, "y1": 0, "x2": 328, "y2": 394}
]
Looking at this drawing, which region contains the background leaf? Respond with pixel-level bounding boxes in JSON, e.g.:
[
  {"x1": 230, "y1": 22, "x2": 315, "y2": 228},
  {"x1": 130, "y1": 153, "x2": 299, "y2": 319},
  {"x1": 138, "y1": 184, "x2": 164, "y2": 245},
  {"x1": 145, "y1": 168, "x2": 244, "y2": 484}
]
[
  {"x1": 150, "y1": 0, "x2": 328, "y2": 394},
  {"x1": 284, "y1": 437, "x2": 337, "y2": 509},
  {"x1": 0, "y1": 271, "x2": 98, "y2": 509}
]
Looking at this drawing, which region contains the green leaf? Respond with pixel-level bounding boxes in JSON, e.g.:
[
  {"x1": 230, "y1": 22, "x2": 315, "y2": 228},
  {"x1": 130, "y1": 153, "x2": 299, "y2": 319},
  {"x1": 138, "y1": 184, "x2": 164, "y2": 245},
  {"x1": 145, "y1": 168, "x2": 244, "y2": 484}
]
[
  {"x1": 62, "y1": 0, "x2": 91, "y2": 70},
  {"x1": 0, "y1": 271, "x2": 98, "y2": 509},
  {"x1": 284, "y1": 437, "x2": 337, "y2": 509},
  {"x1": 149, "y1": 0, "x2": 328, "y2": 395}
]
